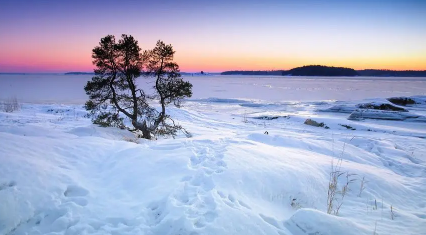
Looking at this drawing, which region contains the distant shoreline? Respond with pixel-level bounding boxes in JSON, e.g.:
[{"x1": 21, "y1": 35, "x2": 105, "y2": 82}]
[
  {"x1": 221, "y1": 65, "x2": 426, "y2": 77},
  {"x1": 64, "y1": 72, "x2": 95, "y2": 75},
  {"x1": 2, "y1": 65, "x2": 426, "y2": 77}
]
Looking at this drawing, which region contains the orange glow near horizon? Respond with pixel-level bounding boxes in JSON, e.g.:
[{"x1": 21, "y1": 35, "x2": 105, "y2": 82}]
[
  {"x1": 1, "y1": 43, "x2": 425, "y2": 73},
  {"x1": 174, "y1": 55, "x2": 426, "y2": 73},
  {"x1": 2, "y1": 56, "x2": 426, "y2": 73}
]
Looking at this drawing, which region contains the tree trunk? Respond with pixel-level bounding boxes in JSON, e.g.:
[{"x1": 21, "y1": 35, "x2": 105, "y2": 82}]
[{"x1": 132, "y1": 119, "x2": 151, "y2": 139}]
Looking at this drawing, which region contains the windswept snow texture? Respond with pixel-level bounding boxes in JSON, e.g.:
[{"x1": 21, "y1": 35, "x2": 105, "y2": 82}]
[{"x1": 1, "y1": 75, "x2": 426, "y2": 235}]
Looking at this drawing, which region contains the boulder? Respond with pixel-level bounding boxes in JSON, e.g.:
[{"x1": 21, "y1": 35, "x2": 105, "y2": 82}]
[{"x1": 304, "y1": 119, "x2": 329, "y2": 129}]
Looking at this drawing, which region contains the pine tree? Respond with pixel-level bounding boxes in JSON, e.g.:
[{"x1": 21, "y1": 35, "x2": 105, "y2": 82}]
[
  {"x1": 146, "y1": 40, "x2": 193, "y2": 138},
  {"x1": 84, "y1": 35, "x2": 192, "y2": 139}
]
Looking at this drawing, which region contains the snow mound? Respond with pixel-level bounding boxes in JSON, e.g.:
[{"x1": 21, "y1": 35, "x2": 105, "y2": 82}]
[
  {"x1": 285, "y1": 209, "x2": 370, "y2": 235},
  {"x1": 67, "y1": 126, "x2": 135, "y2": 140}
]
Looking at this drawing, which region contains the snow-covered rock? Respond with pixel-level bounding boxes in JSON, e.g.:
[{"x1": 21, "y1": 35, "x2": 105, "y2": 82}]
[
  {"x1": 304, "y1": 118, "x2": 329, "y2": 128},
  {"x1": 387, "y1": 96, "x2": 426, "y2": 106},
  {"x1": 348, "y1": 109, "x2": 426, "y2": 122},
  {"x1": 356, "y1": 102, "x2": 408, "y2": 112}
]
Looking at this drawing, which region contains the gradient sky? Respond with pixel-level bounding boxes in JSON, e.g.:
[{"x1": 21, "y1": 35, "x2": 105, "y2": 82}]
[{"x1": 0, "y1": 0, "x2": 425, "y2": 72}]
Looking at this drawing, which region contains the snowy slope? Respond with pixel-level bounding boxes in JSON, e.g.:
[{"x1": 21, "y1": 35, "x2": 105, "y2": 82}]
[{"x1": 1, "y1": 98, "x2": 425, "y2": 235}]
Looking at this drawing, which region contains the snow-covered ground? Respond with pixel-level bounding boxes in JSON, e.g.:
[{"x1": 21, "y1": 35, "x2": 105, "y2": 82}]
[{"x1": 1, "y1": 75, "x2": 426, "y2": 235}]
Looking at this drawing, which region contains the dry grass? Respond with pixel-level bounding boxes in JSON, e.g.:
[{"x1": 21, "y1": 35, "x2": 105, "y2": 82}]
[
  {"x1": 358, "y1": 176, "x2": 367, "y2": 197},
  {"x1": 242, "y1": 111, "x2": 248, "y2": 123},
  {"x1": 1, "y1": 97, "x2": 20, "y2": 113},
  {"x1": 327, "y1": 158, "x2": 356, "y2": 215},
  {"x1": 327, "y1": 159, "x2": 342, "y2": 214}
]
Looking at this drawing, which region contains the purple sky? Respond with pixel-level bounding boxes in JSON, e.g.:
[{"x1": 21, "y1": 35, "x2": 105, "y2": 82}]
[{"x1": 1, "y1": 0, "x2": 425, "y2": 72}]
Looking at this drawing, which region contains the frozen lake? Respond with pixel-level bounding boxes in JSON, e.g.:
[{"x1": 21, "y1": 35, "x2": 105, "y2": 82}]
[{"x1": 1, "y1": 74, "x2": 425, "y2": 103}]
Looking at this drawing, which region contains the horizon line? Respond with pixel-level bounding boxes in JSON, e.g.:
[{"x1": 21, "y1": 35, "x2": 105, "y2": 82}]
[{"x1": 2, "y1": 67, "x2": 426, "y2": 74}]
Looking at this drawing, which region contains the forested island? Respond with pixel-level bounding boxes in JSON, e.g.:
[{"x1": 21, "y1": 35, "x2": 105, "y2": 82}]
[
  {"x1": 284, "y1": 65, "x2": 357, "y2": 76},
  {"x1": 221, "y1": 65, "x2": 426, "y2": 77}
]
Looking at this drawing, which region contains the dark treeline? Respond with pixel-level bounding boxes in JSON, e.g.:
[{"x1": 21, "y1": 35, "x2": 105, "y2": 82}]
[
  {"x1": 66, "y1": 66, "x2": 426, "y2": 77},
  {"x1": 65, "y1": 72, "x2": 95, "y2": 75},
  {"x1": 357, "y1": 69, "x2": 426, "y2": 77},
  {"x1": 221, "y1": 70, "x2": 285, "y2": 75},
  {"x1": 221, "y1": 65, "x2": 426, "y2": 77}
]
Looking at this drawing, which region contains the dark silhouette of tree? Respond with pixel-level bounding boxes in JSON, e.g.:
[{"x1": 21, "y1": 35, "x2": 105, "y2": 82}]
[
  {"x1": 84, "y1": 35, "x2": 192, "y2": 139},
  {"x1": 145, "y1": 40, "x2": 193, "y2": 139}
]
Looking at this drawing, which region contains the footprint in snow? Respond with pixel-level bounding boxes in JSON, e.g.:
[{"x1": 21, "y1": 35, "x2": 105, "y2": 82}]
[
  {"x1": 189, "y1": 171, "x2": 215, "y2": 191},
  {"x1": 187, "y1": 194, "x2": 218, "y2": 228},
  {"x1": 193, "y1": 211, "x2": 218, "y2": 228},
  {"x1": 64, "y1": 197, "x2": 88, "y2": 207},
  {"x1": 0, "y1": 181, "x2": 16, "y2": 191},
  {"x1": 146, "y1": 200, "x2": 168, "y2": 226},
  {"x1": 63, "y1": 185, "x2": 89, "y2": 207},
  {"x1": 216, "y1": 190, "x2": 251, "y2": 210},
  {"x1": 64, "y1": 185, "x2": 89, "y2": 197},
  {"x1": 190, "y1": 149, "x2": 228, "y2": 175}
]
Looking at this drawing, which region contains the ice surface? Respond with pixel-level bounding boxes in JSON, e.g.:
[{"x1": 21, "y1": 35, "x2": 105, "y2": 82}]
[
  {"x1": 1, "y1": 74, "x2": 426, "y2": 103},
  {"x1": 1, "y1": 75, "x2": 426, "y2": 235}
]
